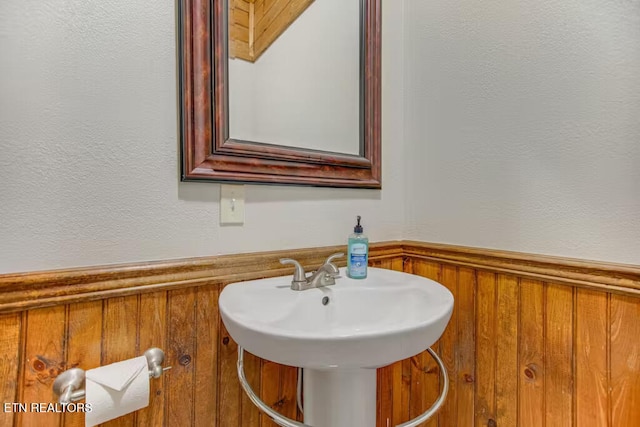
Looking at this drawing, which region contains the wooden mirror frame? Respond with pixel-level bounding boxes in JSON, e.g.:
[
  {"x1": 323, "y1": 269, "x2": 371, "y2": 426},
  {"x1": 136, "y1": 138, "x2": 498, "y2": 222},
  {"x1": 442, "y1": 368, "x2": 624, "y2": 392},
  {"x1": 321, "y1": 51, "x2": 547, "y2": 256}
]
[{"x1": 178, "y1": 0, "x2": 381, "y2": 188}]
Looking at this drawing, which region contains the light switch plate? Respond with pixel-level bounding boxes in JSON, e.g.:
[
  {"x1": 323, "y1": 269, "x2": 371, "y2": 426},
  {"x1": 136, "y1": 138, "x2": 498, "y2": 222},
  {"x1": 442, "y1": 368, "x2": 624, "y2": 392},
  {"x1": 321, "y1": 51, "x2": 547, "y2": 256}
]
[{"x1": 220, "y1": 184, "x2": 245, "y2": 225}]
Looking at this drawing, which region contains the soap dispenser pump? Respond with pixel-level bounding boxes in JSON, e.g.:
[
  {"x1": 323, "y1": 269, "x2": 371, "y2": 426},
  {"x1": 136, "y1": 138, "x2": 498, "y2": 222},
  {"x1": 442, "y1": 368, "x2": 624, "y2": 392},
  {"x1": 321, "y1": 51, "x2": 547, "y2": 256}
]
[{"x1": 347, "y1": 216, "x2": 369, "y2": 279}]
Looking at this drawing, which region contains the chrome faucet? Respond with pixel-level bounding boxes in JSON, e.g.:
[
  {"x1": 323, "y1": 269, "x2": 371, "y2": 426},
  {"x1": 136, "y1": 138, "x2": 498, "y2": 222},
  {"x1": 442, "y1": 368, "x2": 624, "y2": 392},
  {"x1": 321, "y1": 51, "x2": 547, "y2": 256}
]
[{"x1": 280, "y1": 253, "x2": 344, "y2": 291}]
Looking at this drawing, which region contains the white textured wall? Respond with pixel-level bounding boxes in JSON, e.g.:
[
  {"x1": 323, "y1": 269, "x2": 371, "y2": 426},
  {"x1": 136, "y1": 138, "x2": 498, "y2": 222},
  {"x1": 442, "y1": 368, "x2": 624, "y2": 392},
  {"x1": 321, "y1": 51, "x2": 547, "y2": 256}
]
[
  {"x1": 2, "y1": 0, "x2": 638, "y2": 273},
  {"x1": 404, "y1": 0, "x2": 640, "y2": 264},
  {"x1": 0, "y1": 0, "x2": 405, "y2": 273},
  {"x1": 229, "y1": 0, "x2": 360, "y2": 154}
]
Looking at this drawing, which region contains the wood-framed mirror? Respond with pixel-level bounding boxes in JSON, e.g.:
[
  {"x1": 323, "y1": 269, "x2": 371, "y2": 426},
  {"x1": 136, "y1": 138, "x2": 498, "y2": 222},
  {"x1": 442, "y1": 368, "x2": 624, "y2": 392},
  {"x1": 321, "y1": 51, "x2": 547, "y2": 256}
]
[{"x1": 178, "y1": 0, "x2": 381, "y2": 188}]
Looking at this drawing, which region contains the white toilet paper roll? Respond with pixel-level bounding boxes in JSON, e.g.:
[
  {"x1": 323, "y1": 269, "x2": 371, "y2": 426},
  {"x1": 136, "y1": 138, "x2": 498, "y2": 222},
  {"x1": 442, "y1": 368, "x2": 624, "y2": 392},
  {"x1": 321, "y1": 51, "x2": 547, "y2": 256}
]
[{"x1": 84, "y1": 356, "x2": 149, "y2": 427}]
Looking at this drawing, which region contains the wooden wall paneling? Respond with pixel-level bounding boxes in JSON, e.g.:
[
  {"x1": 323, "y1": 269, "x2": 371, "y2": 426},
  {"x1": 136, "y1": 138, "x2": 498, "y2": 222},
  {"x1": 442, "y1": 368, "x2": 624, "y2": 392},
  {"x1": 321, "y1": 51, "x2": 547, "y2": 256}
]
[
  {"x1": 376, "y1": 254, "x2": 406, "y2": 426},
  {"x1": 256, "y1": 360, "x2": 301, "y2": 426},
  {"x1": 166, "y1": 289, "x2": 197, "y2": 427},
  {"x1": 17, "y1": 306, "x2": 66, "y2": 427},
  {"x1": 218, "y1": 322, "x2": 241, "y2": 427},
  {"x1": 517, "y1": 279, "x2": 545, "y2": 426},
  {"x1": 408, "y1": 260, "x2": 440, "y2": 427},
  {"x1": 575, "y1": 289, "x2": 610, "y2": 427},
  {"x1": 193, "y1": 285, "x2": 219, "y2": 426},
  {"x1": 455, "y1": 267, "x2": 477, "y2": 426},
  {"x1": 0, "y1": 313, "x2": 22, "y2": 427},
  {"x1": 136, "y1": 292, "x2": 168, "y2": 427},
  {"x1": 233, "y1": 3, "x2": 250, "y2": 27},
  {"x1": 240, "y1": 351, "x2": 262, "y2": 426},
  {"x1": 370, "y1": 258, "x2": 391, "y2": 269},
  {"x1": 437, "y1": 264, "x2": 458, "y2": 426},
  {"x1": 397, "y1": 257, "x2": 413, "y2": 426},
  {"x1": 391, "y1": 256, "x2": 404, "y2": 272},
  {"x1": 495, "y1": 275, "x2": 519, "y2": 427},
  {"x1": 230, "y1": 19, "x2": 250, "y2": 42},
  {"x1": 456, "y1": 267, "x2": 476, "y2": 426},
  {"x1": 374, "y1": 255, "x2": 409, "y2": 426},
  {"x1": 403, "y1": 241, "x2": 640, "y2": 297},
  {"x1": 474, "y1": 271, "x2": 497, "y2": 427},
  {"x1": 102, "y1": 296, "x2": 140, "y2": 427},
  {"x1": 279, "y1": 364, "x2": 300, "y2": 420},
  {"x1": 0, "y1": 242, "x2": 402, "y2": 313},
  {"x1": 260, "y1": 360, "x2": 280, "y2": 427},
  {"x1": 376, "y1": 361, "x2": 393, "y2": 427},
  {"x1": 229, "y1": 0, "x2": 251, "y2": 60},
  {"x1": 64, "y1": 301, "x2": 103, "y2": 427},
  {"x1": 254, "y1": 0, "x2": 265, "y2": 19},
  {"x1": 2, "y1": 242, "x2": 640, "y2": 427},
  {"x1": 544, "y1": 284, "x2": 574, "y2": 427},
  {"x1": 231, "y1": 0, "x2": 314, "y2": 62},
  {"x1": 254, "y1": 0, "x2": 315, "y2": 60},
  {"x1": 232, "y1": 36, "x2": 252, "y2": 61},
  {"x1": 609, "y1": 295, "x2": 640, "y2": 426},
  {"x1": 398, "y1": 357, "x2": 412, "y2": 425}
]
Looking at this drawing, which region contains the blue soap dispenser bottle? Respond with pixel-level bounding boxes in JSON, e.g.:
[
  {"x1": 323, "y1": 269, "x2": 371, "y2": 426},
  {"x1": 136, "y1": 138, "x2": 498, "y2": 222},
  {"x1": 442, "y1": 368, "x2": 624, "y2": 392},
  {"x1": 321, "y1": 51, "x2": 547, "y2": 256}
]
[{"x1": 347, "y1": 215, "x2": 369, "y2": 279}]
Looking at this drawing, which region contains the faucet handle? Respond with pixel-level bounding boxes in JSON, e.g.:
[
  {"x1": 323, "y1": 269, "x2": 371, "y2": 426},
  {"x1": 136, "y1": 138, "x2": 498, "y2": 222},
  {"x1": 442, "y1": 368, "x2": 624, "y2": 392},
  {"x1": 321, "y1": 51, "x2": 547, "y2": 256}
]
[
  {"x1": 280, "y1": 258, "x2": 307, "y2": 283},
  {"x1": 324, "y1": 252, "x2": 344, "y2": 266},
  {"x1": 322, "y1": 253, "x2": 344, "y2": 276}
]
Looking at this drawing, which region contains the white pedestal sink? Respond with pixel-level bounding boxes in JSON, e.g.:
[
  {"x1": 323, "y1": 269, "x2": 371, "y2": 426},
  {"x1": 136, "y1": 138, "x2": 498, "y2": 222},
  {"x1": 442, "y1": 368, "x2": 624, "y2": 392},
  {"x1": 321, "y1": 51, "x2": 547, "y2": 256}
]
[{"x1": 219, "y1": 267, "x2": 454, "y2": 427}]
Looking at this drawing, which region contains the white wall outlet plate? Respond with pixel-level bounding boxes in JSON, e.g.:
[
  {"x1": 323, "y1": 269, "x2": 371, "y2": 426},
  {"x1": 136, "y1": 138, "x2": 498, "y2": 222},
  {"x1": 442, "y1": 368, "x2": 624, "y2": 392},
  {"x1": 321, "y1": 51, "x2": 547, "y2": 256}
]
[{"x1": 220, "y1": 184, "x2": 245, "y2": 225}]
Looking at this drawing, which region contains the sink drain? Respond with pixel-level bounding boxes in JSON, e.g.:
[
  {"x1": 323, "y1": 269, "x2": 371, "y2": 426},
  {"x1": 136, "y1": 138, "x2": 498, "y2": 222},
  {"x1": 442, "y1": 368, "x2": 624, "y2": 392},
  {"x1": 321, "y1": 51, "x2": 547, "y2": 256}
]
[{"x1": 322, "y1": 296, "x2": 330, "y2": 305}]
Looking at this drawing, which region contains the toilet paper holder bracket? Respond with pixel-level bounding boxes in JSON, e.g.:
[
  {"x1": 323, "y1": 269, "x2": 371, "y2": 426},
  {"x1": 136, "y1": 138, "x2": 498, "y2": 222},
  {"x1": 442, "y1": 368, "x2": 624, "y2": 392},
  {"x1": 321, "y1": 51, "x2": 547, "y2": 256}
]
[{"x1": 53, "y1": 347, "x2": 171, "y2": 404}]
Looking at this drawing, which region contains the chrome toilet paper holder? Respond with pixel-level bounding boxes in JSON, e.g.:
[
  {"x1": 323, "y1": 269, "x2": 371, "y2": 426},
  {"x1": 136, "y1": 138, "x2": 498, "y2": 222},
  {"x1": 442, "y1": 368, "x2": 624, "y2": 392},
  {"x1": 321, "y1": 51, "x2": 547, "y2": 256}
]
[{"x1": 53, "y1": 347, "x2": 171, "y2": 404}]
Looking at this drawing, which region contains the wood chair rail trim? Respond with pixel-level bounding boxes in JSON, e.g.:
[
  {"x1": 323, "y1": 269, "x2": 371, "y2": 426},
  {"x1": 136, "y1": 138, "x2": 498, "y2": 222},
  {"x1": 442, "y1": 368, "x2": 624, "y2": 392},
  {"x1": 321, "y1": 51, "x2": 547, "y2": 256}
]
[
  {"x1": 401, "y1": 241, "x2": 640, "y2": 296},
  {"x1": 0, "y1": 243, "x2": 403, "y2": 313},
  {"x1": 1, "y1": 240, "x2": 638, "y2": 313}
]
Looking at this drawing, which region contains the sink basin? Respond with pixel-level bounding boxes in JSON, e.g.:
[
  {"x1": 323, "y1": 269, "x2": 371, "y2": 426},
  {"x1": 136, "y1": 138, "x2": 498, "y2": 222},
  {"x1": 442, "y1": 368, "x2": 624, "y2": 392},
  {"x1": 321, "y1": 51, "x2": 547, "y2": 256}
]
[{"x1": 219, "y1": 267, "x2": 454, "y2": 370}]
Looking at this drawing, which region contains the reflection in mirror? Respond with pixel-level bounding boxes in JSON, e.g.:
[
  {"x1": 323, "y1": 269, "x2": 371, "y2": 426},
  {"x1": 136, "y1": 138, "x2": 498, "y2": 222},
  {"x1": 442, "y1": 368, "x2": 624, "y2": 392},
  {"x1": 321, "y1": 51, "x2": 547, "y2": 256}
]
[
  {"x1": 228, "y1": 0, "x2": 361, "y2": 155},
  {"x1": 178, "y1": 0, "x2": 380, "y2": 188}
]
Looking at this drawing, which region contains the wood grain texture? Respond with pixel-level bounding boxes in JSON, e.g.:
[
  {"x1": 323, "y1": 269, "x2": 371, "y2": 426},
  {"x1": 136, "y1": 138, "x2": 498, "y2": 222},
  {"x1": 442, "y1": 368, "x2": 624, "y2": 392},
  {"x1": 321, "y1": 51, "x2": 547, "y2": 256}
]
[
  {"x1": 240, "y1": 350, "x2": 262, "y2": 426},
  {"x1": 609, "y1": 295, "x2": 640, "y2": 426},
  {"x1": 218, "y1": 321, "x2": 241, "y2": 427},
  {"x1": 0, "y1": 242, "x2": 639, "y2": 426},
  {"x1": 279, "y1": 365, "x2": 299, "y2": 420},
  {"x1": 166, "y1": 290, "x2": 196, "y2": 427},
  {"x1": 545, "y1": 284, "x2": 574, "y2": 427},
  {"x1": 260, "y1": 360, "x2": 280, "y2": 427},
  {"x1": 403, "y1": 240, "x2": 640, "y2": 296},
  {"x1": 64, "y1": 301, "x2": 102, "y2": 427},
  {"x1": 102, "y1": 296, "x2": 139, "y2": 427},
  {"x1": 409, "y1": 260, "x2": 441, "y2": 427},
  {"x1": 0, "y1": 242, "x2": 402, "y2": 313},
  {"x1": 518, "y1": 279, "x2": 545, "y2": 426},
  {"x1": 575, "y1": 289, "x2": 609, "y2": 427},
  {"x1": 376, "y1": 363, "x2": 393, "y2": 427},
  {"x1": 252, "y1": 0, "x2": 314, "y2": 61},
  {"x1": 18, "y1": 306, "x2": 66, "y2": 427},
  {"x1": 475, "y1": 271, "x2": 497, "y2": 427},
  {"x1": 437, "y1": 264, "x2": 458, "y2": 427},
  {"x1": 456, "y1": 267, "x2": 476, "y2": 427},
  {"x1": 0, "y1": 313, "x2": 21, "y2": 427},
  {"x1": 403, "y1": 248, "x2": 637, "y2": 427},
  {"x1": 136, "y1": 292, "x2": 167, "y2": 427},
  {"x1": 377, "y1": 255, "x2": 410, "y2": 426},
  {"x1": 194, "y1": 286, "x2": 219, "y2": 426},
  {"x1": 495, "y1": 275, "x2": 519, "y2": 427}
]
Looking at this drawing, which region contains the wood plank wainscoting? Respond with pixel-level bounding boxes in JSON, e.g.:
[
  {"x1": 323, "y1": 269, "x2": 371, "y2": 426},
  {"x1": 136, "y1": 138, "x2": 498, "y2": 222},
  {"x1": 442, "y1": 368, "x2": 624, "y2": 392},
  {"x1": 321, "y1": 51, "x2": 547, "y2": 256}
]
[{"x1": 0, "y1": 241, "x2": 638, "y2": 427}]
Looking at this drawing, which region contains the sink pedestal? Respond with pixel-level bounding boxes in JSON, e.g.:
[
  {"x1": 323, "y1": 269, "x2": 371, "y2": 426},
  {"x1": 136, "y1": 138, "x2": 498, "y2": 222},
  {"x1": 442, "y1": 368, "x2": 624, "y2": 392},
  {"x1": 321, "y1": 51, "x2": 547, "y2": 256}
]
[{"x1": 303, "y1": 368, "x2": 376, "y2": 427}]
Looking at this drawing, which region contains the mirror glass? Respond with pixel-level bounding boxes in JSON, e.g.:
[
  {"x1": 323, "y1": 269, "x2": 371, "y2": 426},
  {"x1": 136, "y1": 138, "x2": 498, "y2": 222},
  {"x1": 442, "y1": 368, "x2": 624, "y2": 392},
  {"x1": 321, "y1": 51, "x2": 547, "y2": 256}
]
[
  {"x1": 228, "y1": 0, "x2": 361, "y2": 155},
  {"x1": 178, "y1": 0, "x2": 380, "y2": 188}
]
